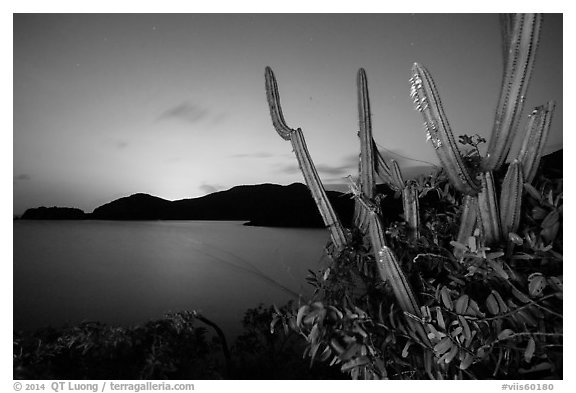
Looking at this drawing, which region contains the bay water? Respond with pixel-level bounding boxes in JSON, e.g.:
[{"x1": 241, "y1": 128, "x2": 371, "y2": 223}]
[{"x1": 13, "y1": 220, "x2": 330, "y2": 338}]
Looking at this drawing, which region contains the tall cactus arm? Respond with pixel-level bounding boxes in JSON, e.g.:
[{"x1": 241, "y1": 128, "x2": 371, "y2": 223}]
[
  {"x1": 517, "y1": 101, "x2": 556, "y2": 184},
  {"x1": 500, "y1": 160, "x2": 524, "y2": 237},
  {"x1": 477, "y1": 171, "x2": 502, "y2": 244},
  {"x1": 410, "y1": 63, "x2": 481, "y2": 195},
  {"x1": 264, "y1": 67, "x2": 348, "y2": 251},
  {"x1": 500, "y1": 14, "x2": 517, "y2": 71},
  {"x1": 484, "y1": 14, "x2": 543, "y2": 171},
  {"x1": 357, "y1": 68, "x2": 376, "y2": 198},
  {"x1": 366, "y1": 212, "x2": 428, "y2": 344},
  {"x1": 265, "y1": 66, "x2": 295, "y2": 140},
  {"x1": 354, "y1": 68, "x2": 377, "y2": 231}
]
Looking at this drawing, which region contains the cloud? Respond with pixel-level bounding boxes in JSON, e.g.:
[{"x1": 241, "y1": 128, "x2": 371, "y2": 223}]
[
  {"x1": 276, "y1": 157, "x2": 356, "y2": 178},
  {"x1": 199, "y1": 183, "x2": 222, "y2": 195},
  {"x1": 14, "y1": 174, "x2": 31, "y2": 181},
  {"x1": 158, "y1": 102, "x2": 210, "y2": 124},
  {"x1": 116, "y1": 140, "x2": 129, "y2": 149},
  {"x1": 101, "y1": 138, "x2": 129, "y2": 150}
]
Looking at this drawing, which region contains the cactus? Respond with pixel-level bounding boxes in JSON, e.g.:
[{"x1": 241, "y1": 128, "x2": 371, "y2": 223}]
[
  {"x1": 477, "y1": 171, "x2": 502, "y2": 244},
  {"x1": 500, "y1": 160, "x2": 524, "y2": 237},
  {"x1": 517, "y1": 101, "x2": 556, "y2": 183},
  {"x1": 266, "y1": 66, "x2": 428, "y2": 342},
  {"x1": 410, "y1": 14, "x2": 553, "y2": 247},
  {"x1": 265, "y1": 67, "x2": 348, "y2": 252},
  {"x1": 354, "y1": 68, "x2": 377, "y2": 232},
  {"x1": 402, "y1": 184, "x2": 420, "y2": 240},
  {"x1": 484, "y1": 14, "x2": 543, "y2": 171},
  {"x1": 455, "y1": 195, "x2": 478, "y2": 257},
  {"x1": 409, "y1": 63, "x2": 481, "y2": 195},
  {"x1": 356, "y1": 69, "x2": 420, "y2": 239}
]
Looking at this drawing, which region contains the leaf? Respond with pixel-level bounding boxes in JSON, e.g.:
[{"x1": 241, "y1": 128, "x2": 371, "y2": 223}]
[
  {"x1": 436, "y1": 307, "x2": 446, "y2": 330},
  {"x1": 541, "y1": 210, "x2": 559, "y2": 228},
  {"x1": 508, "y1": 232, "x2": 524, "y2": 245},
  {"x1": 460, "y1": 352, "x2": 474, "y2": 370},
  {"x1": 486, "y1": 293, "x2": 500, "y2": 315},
  {"x1": 296, "y1": 305, "x2": 309, "y2": 328},
  {"x1": 455, "y1": 294, "x2": 470, "y2": 314},
  {"x1": 440, "y1": 286, "x2": 454, "y2": 311},
  {"x1": 492, "y1": 290, "x2": 509, "y2": 313},
  {"x1": 531, "y1": 206, "x2": 548, "y2": 220},
  {"x1": 466, "y1": 298, "x2": 485, "y2": 317},
  {"x1": 402, "y1": 340, "x2": 412, "y2": 358},
  {"x1": 511, "y1": 285, "x2": 531, "y2": 303},
  {"x1": 270, "y1": 315, "x2": 279, "y2": 334},
  {"x1": 548, "y1": 276, "x2": 563, "y2": 292},
  {"x1": 340, "y1": 342, "x2": 361, "y2": 361},
  {"x1": 524, "y1": 183, "x2": 541, "y2": 200},
  {"x1": 458, "y1": 316, "x2": 472, "y2": 344},
  {"x1": 341, "y1": 356, "x2": 369, "y2": 372},
  {"x1": 488, "y1": 260, "x2": 509, "y2": 279},
  {"x1": 450, "y1": 240, "x2": 468, "y2": 250},
  {"x1": 497, "y1": 329, "x2": 514, "y2": 340},
  {"x1": 440, "y1": 345, "x2": 459, "y2": 364},
  {"x1": 433, "y1": 337, "x2": 453, "y2": 355},
  {"x1": 524, "y1": 337, "x2": 536, "y2": 363},
  {"x1": 528, "y1": 273, "x2": 547, "y2": 297}
]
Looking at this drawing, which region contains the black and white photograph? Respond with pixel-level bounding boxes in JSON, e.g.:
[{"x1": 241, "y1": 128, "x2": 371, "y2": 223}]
[{"x1": 10, "y1": 7, "x2": 564, "y2": 384}]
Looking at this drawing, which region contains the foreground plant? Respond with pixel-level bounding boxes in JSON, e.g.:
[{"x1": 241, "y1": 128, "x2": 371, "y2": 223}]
[
  {"x1": 263, "y1": 13, "x2": 561, "y2": 379},
  {"x1": 409, "y1": 14, "x2": 555, "y2": 248}
]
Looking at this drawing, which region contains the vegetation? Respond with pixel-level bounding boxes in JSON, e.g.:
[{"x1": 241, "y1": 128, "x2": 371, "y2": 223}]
[
  {"x1": 264, "y1": 13, "x2": 561, "y2": 379},
  {"x1": 14, "y1": 305, "x2": 345, "y2": 379}
]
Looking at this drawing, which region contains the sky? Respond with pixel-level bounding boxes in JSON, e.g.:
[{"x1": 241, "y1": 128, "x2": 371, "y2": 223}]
[{"x1": 12, "y1": 13, "x2": 563, "y2": 215}]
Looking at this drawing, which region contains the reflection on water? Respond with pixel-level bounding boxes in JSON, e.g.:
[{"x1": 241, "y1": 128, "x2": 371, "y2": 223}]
[{"x1": 13, "y1": 220, "x2": 330, "y2": 337}]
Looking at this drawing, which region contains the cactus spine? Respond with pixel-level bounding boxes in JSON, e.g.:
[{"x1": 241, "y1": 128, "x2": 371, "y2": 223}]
[{"x1": 265, "y1": 67, "x2": 348, "y2": 252}]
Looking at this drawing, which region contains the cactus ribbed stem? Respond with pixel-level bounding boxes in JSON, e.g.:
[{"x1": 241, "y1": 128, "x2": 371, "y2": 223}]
[
  {"x1": 264, "y1": 67, "x2": 347, "y2": 252},
  {"x1": 500, "y1": 160, "x2": 524, "y2": 237},
  {"x1": 455, "y1": 195, "x2": 478, "y2": 257},
  {"x1": 354, "y1": 68, "x2": 377, "y2": 232},
  {"x1": 517, "y1": 101, "x2": 556, "y2": 183},
  {"x1": 477, "y1": 171, "x2": 502, "y2": 244},
  {"x1": 500, "y1": 14, "x2": 517, "y2": 72},
  {"x1": 410, "y1": 63, "x2": 480, "y2": 195},
  {"x1": 367, "y1": 213, "x2": 428, "y2": 343},
  {"x1": 357, "y1": 68, "x2": 376, "y2": 198},
  {"x1": 484, "y1": 14, "x2": 543, "y2": 171},
  {"x1": 265, "y1": 66, "x2": 294, "y2": 140},
  {"x1": 402, "y1": 185, "x2": 420, "y2": 240}
]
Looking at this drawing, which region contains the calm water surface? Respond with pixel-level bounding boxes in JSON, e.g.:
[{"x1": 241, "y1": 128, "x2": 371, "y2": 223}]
[{"x1": 13, "y1": 220, "x2": 330, "y2": 337}]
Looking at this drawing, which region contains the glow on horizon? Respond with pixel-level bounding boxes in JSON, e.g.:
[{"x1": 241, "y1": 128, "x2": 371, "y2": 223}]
[{"x1": 13, "y1": 14, "x2": 563, "y2": 215}]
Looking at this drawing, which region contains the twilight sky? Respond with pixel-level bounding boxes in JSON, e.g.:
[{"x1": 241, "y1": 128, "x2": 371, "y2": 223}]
[{"x1": 13, "y1": 13, "x2": 563, "y2": 215}]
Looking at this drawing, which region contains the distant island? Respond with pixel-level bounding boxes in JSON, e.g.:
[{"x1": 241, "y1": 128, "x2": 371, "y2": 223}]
[
  {"x1": 18, "y1": 149, "x2": 562, "y2": 228},
  {"x1": 20, "y1": 183, "x2": 357, "y2": 228}
]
